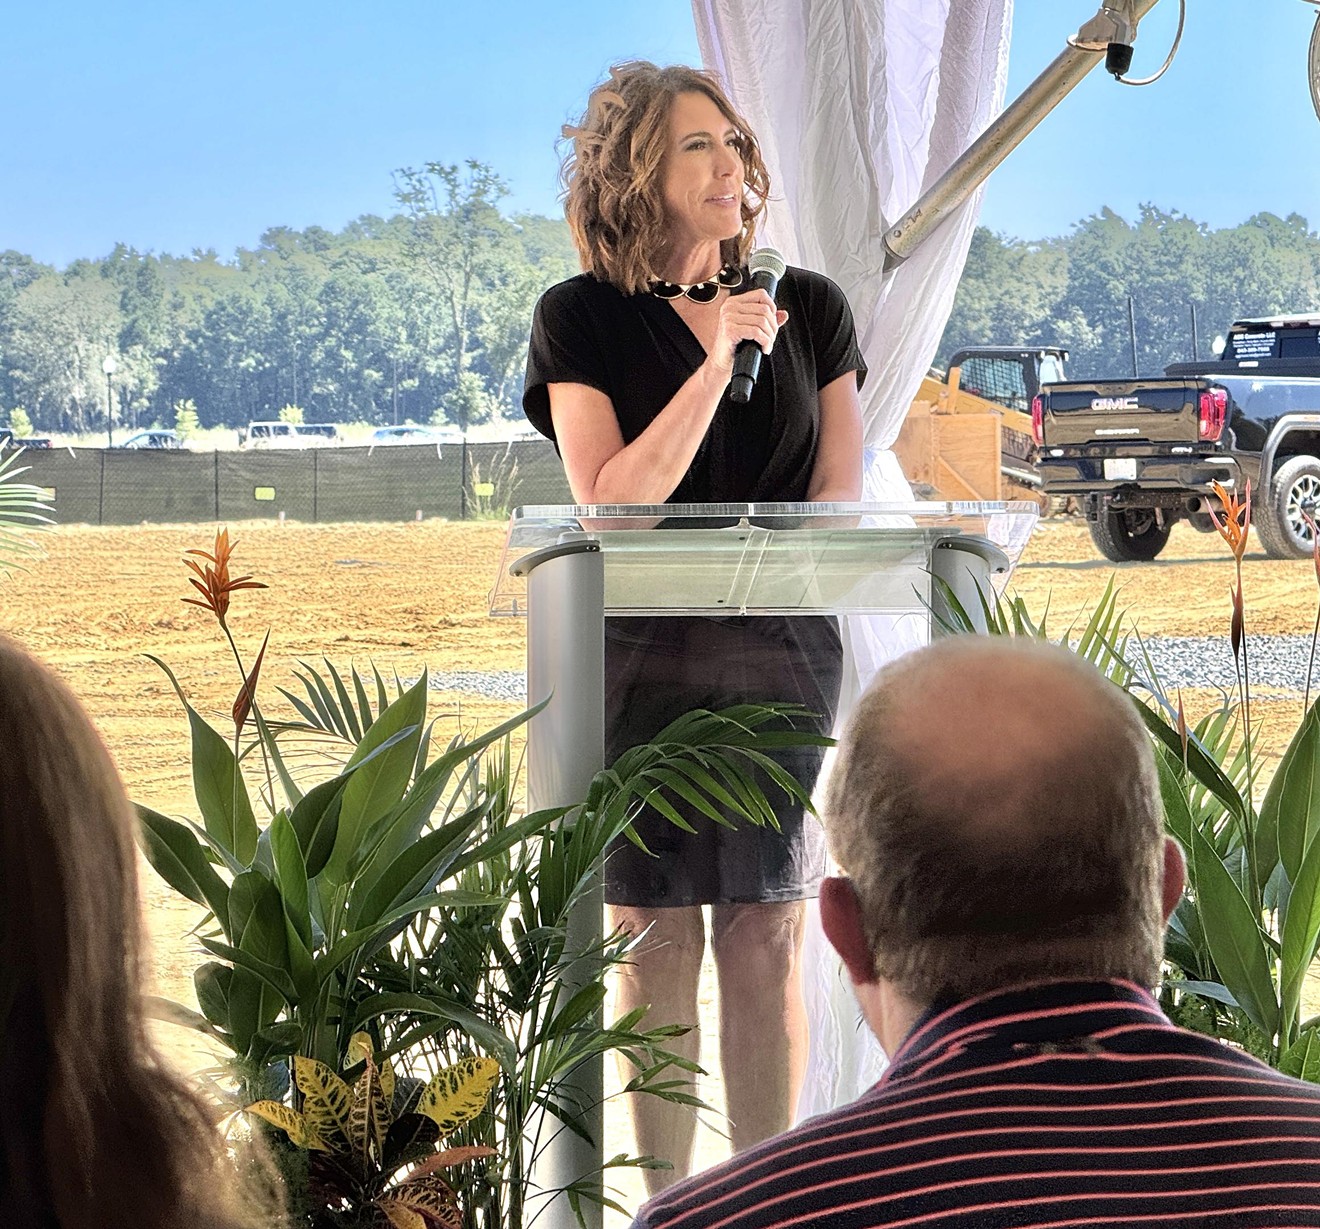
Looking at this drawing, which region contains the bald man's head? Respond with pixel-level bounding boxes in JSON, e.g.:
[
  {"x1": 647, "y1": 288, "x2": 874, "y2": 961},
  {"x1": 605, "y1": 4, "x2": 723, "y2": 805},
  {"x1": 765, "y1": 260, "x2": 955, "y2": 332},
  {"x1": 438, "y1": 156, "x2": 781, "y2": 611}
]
[{"x1": 823, "y1": 638, "x2": 1166, "y2": 1004}]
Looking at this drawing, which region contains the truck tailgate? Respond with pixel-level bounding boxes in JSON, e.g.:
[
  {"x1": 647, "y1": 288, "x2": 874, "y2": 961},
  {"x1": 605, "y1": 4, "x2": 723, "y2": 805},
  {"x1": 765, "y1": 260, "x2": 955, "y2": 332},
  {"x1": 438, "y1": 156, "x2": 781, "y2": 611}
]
[{"x1": 1040, "y1": 379, "x2": 1202, "y2": 447}]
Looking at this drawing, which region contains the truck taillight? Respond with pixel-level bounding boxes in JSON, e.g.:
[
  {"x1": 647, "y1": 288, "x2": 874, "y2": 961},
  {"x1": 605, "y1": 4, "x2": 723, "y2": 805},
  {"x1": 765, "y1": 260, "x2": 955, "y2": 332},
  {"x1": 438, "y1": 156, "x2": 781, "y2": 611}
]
[
  {"x1": 1031, "y1": 394, "x2": 1045, "y2": 446},
  {"x1": 1198, "y1": 387, "x2": 1228, "y2": 441}
]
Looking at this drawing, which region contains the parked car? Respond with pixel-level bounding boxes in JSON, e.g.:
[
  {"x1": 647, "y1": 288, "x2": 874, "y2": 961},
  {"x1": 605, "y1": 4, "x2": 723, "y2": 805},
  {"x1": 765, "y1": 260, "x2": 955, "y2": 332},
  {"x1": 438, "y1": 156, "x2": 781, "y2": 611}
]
[
  {"x1": 369, "y1": 425, "x2": 457, "y2": 447},
  {"x1": 1035, "y1": 313, "x2": 1320, "y2": 560},
  {"x1": 240, "y1": 421, "x2": 302, "y2": 449},
  {"x1": 240, "y1": 420, "x2": 341, "y2": 448},
  {"x1": 116, "y1": 429, "x2": 184, "y2": 450},
  {"x1": 293, "y1": 423, "x2": 341, "y2": 445}
]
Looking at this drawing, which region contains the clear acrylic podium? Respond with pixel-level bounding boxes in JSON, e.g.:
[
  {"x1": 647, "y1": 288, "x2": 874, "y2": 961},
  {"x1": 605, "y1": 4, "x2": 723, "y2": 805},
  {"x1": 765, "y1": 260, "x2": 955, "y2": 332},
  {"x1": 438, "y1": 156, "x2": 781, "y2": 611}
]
[{"x1": 491, "y1": 501, "x2": 1037, "y2": 1228}]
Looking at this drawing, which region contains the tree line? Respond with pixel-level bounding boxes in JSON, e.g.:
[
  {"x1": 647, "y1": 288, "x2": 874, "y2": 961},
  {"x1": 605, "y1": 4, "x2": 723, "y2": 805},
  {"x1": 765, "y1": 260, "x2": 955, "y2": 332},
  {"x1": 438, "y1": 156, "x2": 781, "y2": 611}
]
[
  {"x1": 937, "y1": 206, "x2": 1320, "y2": 377},
  {"x1": 0, "y1": 162, "x2": 578, "y2": 436},
  {"x1": 3, "y1": 179, "x2": 1318, "y2": 437}
]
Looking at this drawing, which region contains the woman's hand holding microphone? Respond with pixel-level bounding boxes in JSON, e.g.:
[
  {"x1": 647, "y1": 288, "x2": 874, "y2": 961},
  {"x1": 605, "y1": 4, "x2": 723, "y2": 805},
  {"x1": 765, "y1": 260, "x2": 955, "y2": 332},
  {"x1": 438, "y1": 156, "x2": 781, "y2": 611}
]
[{"x1": 707, "y1": 289, "x2": 788, "y2": 377}]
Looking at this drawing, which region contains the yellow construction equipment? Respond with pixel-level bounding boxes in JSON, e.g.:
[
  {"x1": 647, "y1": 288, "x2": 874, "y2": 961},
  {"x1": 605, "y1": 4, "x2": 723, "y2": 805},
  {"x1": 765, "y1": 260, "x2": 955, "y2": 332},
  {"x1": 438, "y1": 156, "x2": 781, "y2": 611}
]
[{"x1": 894, "y1": 346, "x2": 1066, "y2": 506}]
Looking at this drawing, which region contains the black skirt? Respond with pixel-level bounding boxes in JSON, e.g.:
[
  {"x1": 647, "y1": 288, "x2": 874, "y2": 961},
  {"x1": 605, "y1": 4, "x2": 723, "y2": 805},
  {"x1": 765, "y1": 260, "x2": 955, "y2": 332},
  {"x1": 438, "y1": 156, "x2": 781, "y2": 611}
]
[{"x1": 603, "y1": 614, "x2": 843, "y2": 908}]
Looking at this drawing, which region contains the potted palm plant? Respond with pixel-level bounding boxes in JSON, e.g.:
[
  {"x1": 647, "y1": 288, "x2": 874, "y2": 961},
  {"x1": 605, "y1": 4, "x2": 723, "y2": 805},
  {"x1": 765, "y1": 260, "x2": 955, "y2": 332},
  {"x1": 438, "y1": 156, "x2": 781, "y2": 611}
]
[{"x1": 141, "y1": 529, "x2": 827, "y2": 1227}]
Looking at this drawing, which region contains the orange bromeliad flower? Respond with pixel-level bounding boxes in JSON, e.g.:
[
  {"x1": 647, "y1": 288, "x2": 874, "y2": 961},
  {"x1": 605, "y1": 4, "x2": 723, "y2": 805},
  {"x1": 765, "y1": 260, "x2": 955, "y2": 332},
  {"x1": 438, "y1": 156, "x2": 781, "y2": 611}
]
[
  {"x1": 1209, "y1": 479, "x2": 1252, "y2": 563},
  {"x1": 182, "y1": 528, "x2": 267, "y2": 623}
]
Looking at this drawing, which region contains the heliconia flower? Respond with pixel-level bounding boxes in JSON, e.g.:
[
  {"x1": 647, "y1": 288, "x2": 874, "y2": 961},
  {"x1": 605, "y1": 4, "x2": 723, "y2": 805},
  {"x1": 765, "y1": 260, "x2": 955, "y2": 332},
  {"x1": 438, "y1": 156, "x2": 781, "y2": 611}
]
[
  {"x1": 182, "y1": 528, "x2": 267, "y2": 623},
  {"x1": 1208, "y1": 479, "x2": 1252, "y2": 563},
  {"x1": 232, "y1": 629, "x2": 269, "y2": 735}
]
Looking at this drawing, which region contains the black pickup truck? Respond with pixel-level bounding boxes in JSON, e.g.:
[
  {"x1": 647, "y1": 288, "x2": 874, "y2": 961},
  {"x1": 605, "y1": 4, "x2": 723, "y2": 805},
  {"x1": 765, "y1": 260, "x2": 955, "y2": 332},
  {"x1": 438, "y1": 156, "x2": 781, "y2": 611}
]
[
  {"x1": 0, "y1": 428, "x2": 53, "y2": 451},
  {"x1": 1034, "y1": 314, "x2": 1320, "y2": 561}
]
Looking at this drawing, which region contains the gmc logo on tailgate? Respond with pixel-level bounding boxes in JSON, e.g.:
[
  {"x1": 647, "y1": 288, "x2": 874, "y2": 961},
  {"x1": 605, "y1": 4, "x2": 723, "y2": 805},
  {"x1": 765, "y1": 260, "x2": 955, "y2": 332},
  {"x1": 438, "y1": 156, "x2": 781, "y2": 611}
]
[{"x1": 1091, "y1": 396, "x2": 1140, "y2": 411}]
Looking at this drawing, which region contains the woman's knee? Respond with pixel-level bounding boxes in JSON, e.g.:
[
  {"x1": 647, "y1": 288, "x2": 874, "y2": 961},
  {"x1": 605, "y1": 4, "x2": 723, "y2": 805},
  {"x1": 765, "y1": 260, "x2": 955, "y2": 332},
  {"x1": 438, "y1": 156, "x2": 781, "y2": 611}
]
[
  {"x1": 610, "y1": 904, "x2": 706, "y2": 972},
  {"x1": 711, "y1": 901, "x2": 806, "y2": 985}
]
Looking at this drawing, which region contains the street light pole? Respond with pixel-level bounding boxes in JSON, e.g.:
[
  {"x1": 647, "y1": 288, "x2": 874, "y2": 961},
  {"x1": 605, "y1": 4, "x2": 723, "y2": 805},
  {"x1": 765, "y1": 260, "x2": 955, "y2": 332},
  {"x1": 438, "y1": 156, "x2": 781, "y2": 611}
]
[{"x1": 102, "y1": 355, "x2": 118, "y2": 448}]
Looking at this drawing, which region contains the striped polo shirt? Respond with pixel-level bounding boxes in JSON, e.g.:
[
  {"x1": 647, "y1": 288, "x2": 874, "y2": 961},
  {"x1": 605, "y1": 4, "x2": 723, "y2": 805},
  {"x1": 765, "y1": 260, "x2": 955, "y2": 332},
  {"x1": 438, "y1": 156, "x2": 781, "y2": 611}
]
[{"x1": 629, "y1": 980, "x2": 1320, "y2": 1228}]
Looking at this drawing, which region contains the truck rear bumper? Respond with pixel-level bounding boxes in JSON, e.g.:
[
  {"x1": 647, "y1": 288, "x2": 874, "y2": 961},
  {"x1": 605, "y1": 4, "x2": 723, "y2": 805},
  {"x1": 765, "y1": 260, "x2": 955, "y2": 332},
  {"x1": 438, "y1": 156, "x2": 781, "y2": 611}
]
[{"x1": 1038, "y1": 451, "x2": 1257, "y2": 496}]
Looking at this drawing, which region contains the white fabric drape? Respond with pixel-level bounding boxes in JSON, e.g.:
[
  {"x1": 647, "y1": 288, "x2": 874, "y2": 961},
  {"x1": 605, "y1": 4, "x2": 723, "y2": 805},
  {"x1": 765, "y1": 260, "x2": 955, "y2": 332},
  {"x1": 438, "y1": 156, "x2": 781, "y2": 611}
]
[
  {"x1": 692, "y1": 0, "x2": 1013, "y2": 455},
  {"x1": 690, "y1": 0, "x2": 1015, "y2": 1116}
]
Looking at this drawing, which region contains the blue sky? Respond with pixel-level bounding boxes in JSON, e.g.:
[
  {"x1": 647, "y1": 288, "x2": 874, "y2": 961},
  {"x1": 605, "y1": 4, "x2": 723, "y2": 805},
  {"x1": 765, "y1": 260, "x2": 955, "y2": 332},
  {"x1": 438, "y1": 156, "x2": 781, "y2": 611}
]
[{"x1": 2, "y1": 0, "x2": 1317, "y2": 267}]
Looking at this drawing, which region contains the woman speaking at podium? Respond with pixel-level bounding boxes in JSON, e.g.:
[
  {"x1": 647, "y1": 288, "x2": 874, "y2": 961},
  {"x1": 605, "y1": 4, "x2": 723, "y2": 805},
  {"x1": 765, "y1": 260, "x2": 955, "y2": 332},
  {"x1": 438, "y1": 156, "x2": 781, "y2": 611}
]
[{"x1": 522, "y1": 60, "x2": 864, "y2": 1188}]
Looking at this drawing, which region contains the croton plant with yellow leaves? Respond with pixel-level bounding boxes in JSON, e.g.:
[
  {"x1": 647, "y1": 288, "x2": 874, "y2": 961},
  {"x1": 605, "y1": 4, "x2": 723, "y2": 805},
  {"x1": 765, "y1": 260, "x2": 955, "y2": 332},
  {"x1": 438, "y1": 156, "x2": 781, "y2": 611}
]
[{"x1": 248, "y1": 1033, "x2": 498, "y2": 1229}]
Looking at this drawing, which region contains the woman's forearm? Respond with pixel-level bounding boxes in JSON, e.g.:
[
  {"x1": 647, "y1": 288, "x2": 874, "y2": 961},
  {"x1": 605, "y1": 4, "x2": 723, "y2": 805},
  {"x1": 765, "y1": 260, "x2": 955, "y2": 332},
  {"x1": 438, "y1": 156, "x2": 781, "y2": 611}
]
[
  {"x1": 805, "y1": 373, "x2": 865, "y2": 503},
  {"x1": 584, "y1": 360, "x2": 731, "y2": 503}
]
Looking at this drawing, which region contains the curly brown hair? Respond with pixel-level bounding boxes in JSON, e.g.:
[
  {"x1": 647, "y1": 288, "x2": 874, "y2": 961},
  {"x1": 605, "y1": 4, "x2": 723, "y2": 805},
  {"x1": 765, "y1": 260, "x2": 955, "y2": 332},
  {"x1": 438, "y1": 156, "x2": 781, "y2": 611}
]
[{"x1": 560, "y1": 61, "x2": 771, "y2": 294}]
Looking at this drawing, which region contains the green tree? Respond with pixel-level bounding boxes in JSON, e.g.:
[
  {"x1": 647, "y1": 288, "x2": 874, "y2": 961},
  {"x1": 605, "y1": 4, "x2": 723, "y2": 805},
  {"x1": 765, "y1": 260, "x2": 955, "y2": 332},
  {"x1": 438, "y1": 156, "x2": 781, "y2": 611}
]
[
  {"x1": 6, "y1": 272, "x2": 122, "y2": 433},
  {"x1": 435, "y1": 371, "x2": 498, "y2": 431},
  {"x1": 394, "y1": 160, "x2": 549, "y2": 428},
  {"x1": 940, "y1": 208, "x2": 1320, "y2": 381},
  {"x1": 937, "y1": 227, "x2": 1066, "y2": 365},
  {"x1": 173, "y1": 399, "x2": 200, "y2": 440},
  {"x1": 0, "y1": 254, "x2": 53, "y2": 412},
  {"x1": 0, "y1": 171, "x2": 577, "y2": 432},
  {"x1": 1202, "y1": 213, "x2": 1320, "y2": 337},
  {"x1": 8, "y1": 407, "x2": 33, "y2": 437}
]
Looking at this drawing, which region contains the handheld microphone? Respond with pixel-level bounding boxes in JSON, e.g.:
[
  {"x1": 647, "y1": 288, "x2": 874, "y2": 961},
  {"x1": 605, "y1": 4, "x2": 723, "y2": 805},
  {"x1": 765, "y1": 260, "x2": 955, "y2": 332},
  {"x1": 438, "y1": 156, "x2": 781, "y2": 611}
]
[{"x1": 728, "y1": 247, "x2": 787, "y2": 404}]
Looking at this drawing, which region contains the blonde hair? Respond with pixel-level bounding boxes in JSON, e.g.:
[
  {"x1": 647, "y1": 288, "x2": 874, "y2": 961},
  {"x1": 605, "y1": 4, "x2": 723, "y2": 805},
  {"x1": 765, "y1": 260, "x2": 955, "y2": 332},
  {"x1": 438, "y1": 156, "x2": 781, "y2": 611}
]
[
  {"x1": 0, "y1": 634, "x2": 280, "y2": 1229},
  {"x1": 560, "y1": 60, "x2": 771, "y2": 294},
  {"x1": 824, "y1": 639, "x2": 1166, "y2": 1004}
]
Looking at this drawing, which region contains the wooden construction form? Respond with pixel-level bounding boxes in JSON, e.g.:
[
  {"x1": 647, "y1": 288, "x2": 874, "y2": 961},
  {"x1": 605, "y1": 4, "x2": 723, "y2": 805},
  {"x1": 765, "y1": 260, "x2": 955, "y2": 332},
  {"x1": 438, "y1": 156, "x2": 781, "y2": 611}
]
[{"x1": 893, "y1": 366, "x2": 1043, "y2": 505}]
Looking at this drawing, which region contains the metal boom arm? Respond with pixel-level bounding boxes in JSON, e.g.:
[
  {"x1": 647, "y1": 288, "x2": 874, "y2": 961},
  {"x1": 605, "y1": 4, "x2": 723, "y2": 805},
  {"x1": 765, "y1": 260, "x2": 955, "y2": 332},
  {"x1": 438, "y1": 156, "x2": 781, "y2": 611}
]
[{"x1": 882, "y1": 0, "x2": 1165, "y2": 270}]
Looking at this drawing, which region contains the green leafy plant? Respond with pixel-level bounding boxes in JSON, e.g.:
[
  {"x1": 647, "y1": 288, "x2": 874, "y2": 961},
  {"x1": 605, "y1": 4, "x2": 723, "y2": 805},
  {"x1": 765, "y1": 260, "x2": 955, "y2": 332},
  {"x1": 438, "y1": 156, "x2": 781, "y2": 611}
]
[
  {"x1": 248, "y1": 1031, "x2": 498, "y2": 1229},
  {"x1": 141, "y1": 528, "x2": 828, "y2": 1226},
  {"x1": 931, "y1": 569, "x2": 1140, "y2": 689},
  {"x1": 8, "y1": 406, "x2": 34, "y2": 437},
  {"x1": 174, "y1": 398, "x2": 201, "y2": 441},
  {"x1": 365, "y1": 701, "x2": 820, "y2": 1225},
  {"x1": 467, "y1": 444, "x2": 519, "y2": 521},
  {"x1": 0, "y1": 447, "x2": 53, "y2": 577},
  {"x1": 1139, "y1": 483, "x2": 1320, "y2": 1072},
  {"x1": 938, "y1": 491, "x2": 1320, "y2": 1077}
]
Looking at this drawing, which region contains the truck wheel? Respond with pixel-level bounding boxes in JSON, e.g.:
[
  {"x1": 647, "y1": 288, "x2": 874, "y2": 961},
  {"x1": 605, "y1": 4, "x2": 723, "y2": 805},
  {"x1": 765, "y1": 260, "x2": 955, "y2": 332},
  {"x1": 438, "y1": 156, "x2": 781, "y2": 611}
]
[
  {"x1": 1088, "y1": 507, "x2": 1172, "y2": 562},
  {"x1": 1256, "y1": 456, "x2": 1320, "y2": 559}
]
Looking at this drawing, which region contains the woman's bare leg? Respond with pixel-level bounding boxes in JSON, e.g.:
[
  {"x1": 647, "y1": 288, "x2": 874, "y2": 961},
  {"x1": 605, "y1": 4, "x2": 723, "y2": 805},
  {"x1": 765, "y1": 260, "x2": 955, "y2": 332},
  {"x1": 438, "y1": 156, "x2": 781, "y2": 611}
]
[
  {"x1": 710, "y1": 900, "x2": 808, "y2": 1152},
  {"x1": 610, "y1": 903, "x2": 706, "y2": 1194}
]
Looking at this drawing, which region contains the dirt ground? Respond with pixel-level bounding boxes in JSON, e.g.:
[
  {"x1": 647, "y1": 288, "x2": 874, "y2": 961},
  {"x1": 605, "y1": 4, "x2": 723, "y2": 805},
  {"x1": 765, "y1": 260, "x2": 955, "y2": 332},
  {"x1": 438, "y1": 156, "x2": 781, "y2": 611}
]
[{"x1": 2, "y1": 514, "x2": 1317, "y2": 1210}]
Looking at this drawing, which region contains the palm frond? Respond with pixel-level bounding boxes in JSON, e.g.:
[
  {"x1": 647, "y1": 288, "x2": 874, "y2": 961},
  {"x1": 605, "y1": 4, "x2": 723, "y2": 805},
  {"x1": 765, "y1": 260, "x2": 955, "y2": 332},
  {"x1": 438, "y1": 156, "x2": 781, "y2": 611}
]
[{"x1": 0, "y1": 449, "x2": 54, "y2": 577}]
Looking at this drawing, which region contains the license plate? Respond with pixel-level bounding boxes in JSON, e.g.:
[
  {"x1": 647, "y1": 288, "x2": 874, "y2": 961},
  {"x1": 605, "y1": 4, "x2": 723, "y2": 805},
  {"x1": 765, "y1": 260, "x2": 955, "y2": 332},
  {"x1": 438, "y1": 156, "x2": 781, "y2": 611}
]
[{"x1": 1104, "y1": 458, "x2": 1138, "y2": 481}]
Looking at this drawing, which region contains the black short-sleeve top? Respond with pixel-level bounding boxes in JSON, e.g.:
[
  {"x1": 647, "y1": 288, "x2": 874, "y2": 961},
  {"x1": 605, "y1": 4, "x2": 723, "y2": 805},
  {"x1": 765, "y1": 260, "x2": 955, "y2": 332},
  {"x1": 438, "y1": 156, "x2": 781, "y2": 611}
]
[{"x1": 522, "y1": 266, "x2": 866, "y2": 503}]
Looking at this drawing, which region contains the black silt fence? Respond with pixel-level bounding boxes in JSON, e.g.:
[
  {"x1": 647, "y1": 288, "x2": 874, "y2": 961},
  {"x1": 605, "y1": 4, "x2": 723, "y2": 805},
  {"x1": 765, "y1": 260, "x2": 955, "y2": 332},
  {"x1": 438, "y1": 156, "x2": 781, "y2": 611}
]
[
  {"x1": 13, "y1": 441, "x2": 573, "y2": 527},
  {"x1": 101, "y1": 449, "x2": 219, "y2": 524}
]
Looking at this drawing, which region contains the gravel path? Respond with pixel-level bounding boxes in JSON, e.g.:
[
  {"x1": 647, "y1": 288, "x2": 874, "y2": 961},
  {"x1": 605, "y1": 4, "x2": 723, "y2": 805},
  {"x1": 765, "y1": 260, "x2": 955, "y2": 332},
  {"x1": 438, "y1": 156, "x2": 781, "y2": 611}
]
[
  {"x1": 1124, "y1": 634, "x2": 1315, "y2": 693},
  {"x1": 428, "y1": 670, "x2": 527, "y2": 701},
  {"x1": 428, "y1": 638, "x2": 1319, "y2": 700}
]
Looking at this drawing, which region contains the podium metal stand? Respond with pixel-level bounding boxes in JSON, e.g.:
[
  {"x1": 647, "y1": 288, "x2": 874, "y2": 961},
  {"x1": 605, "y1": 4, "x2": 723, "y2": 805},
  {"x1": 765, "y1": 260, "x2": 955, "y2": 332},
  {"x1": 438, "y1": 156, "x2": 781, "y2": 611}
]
[{"x1": 492, "y1": 501, "x2": 1037, "y2": 1228}]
